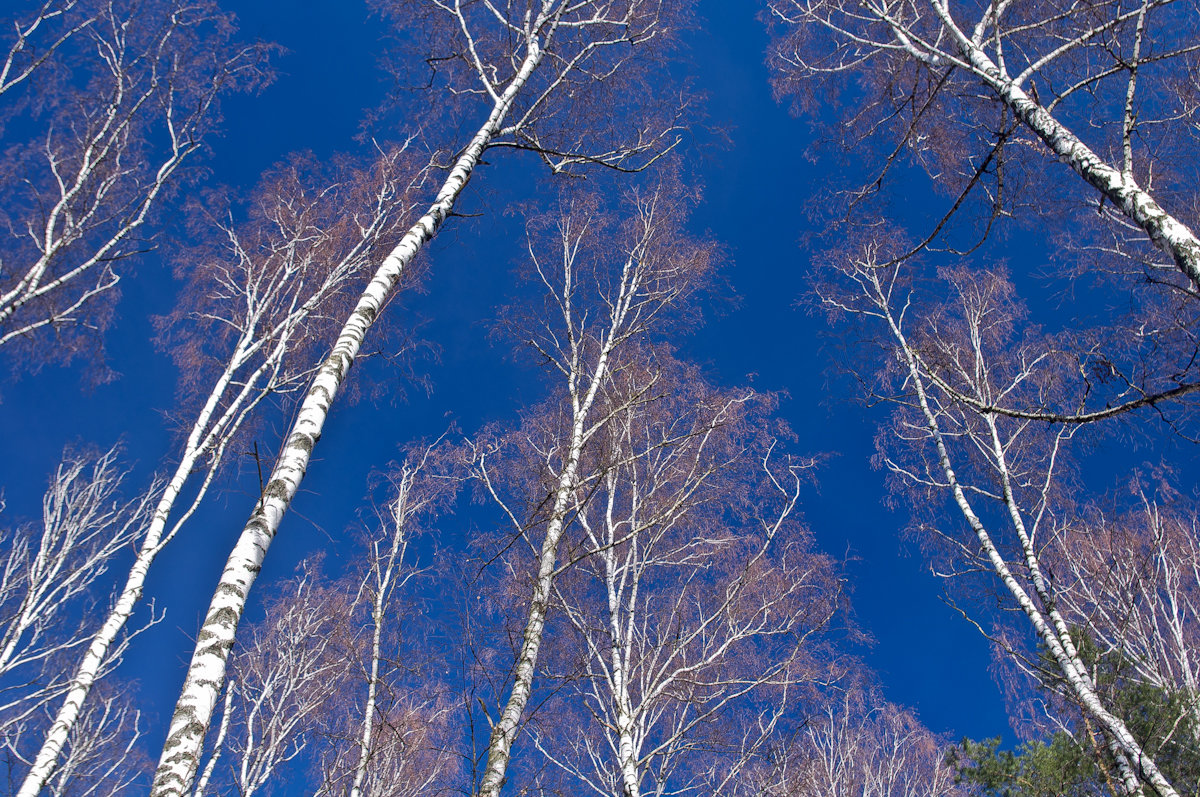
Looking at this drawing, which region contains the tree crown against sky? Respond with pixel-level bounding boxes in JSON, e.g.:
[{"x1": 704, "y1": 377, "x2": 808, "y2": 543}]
[
  {"x1": 1, "y1": 1, "x2": 1200, "y2": 796},
  {"x1": 766, "y1": 0, "x2": 1200, "y2": 282},
  {"x1": 0, "y1": 0, "x2": 272, "y2": 376}
]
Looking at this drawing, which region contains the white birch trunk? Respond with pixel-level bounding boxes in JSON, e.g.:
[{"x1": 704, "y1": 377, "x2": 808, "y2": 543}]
[
  {"x1": 884, "y1": 0, "x2": 1200, "y2": 292},
  {"x1": 350, "y1": 478, "x2": 418, "y2": 797},
  {"x1": 791, "y1": 0, "x2": 1200, "y2": 290},
  {"x1": 25, "y1": 141, "x2": 413, "y2": 792},
  {"x1": 16, "y1": 332, "x2": 284, "y2": 797},
  {"x1": 947, "y1": 33, "x2": 1200, "y2": 291},
  {"x1": 474, "y1": 471, "x2": 578, "y2": 797},
  {"x1": 476, "y1": 338, "x2": 615, "y2": 797},
  {"x1": 149, "y1": 40, "x2": 545, "y2": 797},
  {"x1": 878, "y1": 281, "x2": 1178, "y2": 797},
  {"x1": 348, "y1": 590, "x2": 385, "y2": 797},
  {"x1": 613, "y1": 696, "x2": 641, "y2": 797},
  {"x1": 602, "y1": 491, "x2": 643, "y2": 797},
  {"x1": 474, "y1": 210, "x2": 663, "y2": 796}
]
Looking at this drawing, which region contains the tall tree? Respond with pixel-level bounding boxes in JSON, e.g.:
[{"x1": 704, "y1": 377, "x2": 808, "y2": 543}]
[
  {"x1": 150, "y1": 1, "x2": 695, "y2": 791},
  {"x1": 16, "y1": 146, "x2": 433, "y2": 797},
  {"x1": 532, "y1": 368, "x2": 840, "y2": 797},
  {"x1": 0, "y1": 0, "x2": 270, "y2": 366},
  {"x1": 819, "y1": 252, "x2": 1184, "y2": 796},
  {"x1": 768, "y1": 0, "x2": 1200, "y2": 290},
  {"x1": 467, "y1": 183, "x2": 715, "y2": 797},
  {"x1": 311, "y1": 446, "x2": 457, "y2": 797},
  {"x1": 0, "y1": 446, "x2": 156, "y2": 794}
]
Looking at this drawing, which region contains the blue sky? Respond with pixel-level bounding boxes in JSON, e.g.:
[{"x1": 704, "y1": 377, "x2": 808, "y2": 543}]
[{"x1": 0, "y1": 0, "x2": 1063, "y2": 765}]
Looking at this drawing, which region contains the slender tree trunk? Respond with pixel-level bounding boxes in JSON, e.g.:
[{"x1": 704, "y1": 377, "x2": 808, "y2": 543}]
[
  {"x1": 475, "y1": 471, "x2": 580, "y2": 797},
  {"x1": 476, "y1": 249, "x2": 645, "y2": 795},
  {"x1": 605, "y1": 536, "x2": 641, "y2": 797},
  {"x1": 348, "y1": 593, "x2": 385, "y2": 797},
  {"x1": 935, "y1": 10, "x2": 1200, "y2": 290},
  {"x1": 476, "y1": 349, "x2": 611, "y2": 797},
  {"x1": 149, "y1": 40, "x2": 545, "y2": 797},
  {"x1": 16, "y1": 343, "x2": 274, "y2": 797},
  {"x1": 349, "y1": 527, "x2": 410, "y2": 797},
  {"x1": 880, "y1": 293, "x2": 1176, "y2": 797}
]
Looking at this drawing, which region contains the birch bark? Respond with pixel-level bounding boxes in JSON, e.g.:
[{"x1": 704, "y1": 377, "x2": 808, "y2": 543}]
[
  {"x1": 827, "y1": 258, "x2": 1182, "y2": 797},
  {"x1": 182, "y1": 565, "x2": 345, "y2": 797},
  {"x1": 192, "y1": 684, "x2": 233, "y2": 797},
  {"x1": 17, "y1": 150, "x2": 420, "y2": 797},
  {"x1": 771, "y1": 0, "x2": 1200, "y2": 288},
  {"x1": 149, "y1": 37, "x2": 545, "y2": 797},
  {"x1": 933, "y1": 9, "x2": 1200, "y2": 290}
]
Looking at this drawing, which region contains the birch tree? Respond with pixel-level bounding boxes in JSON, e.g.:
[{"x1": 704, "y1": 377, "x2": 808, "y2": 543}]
[
  {"x1": 0, "y1": 0, "x2": 269, "y2": 364},
  {"x1": 151, "y1": 0, "x2": 695, "y2": 789},
  {"x1": 16, "y1": 147, "x2": 433, "y2": 797},
  {"x1": 314, "y1": 697, "x2": 456, "y2": 797},
  {"x1": 312, "y1": 448, "x2": 458, "y2": 797},
  {"x1": 0, "y1": 447, "x2": 156, "y2": 795},
  {"x1": 819, "y1": 251, "x2": 1184, "y2": 796},
  {"x1": 1050, "y1": 497, "x2": 1200, "y2": 745},
  {"x1": 770, "y1": 683, "x2": 962, "y2": 797},
  {"x1": 189, "y1": 564, "x2": 346, "y2": 797},
  {"x1": 0, "y1": 447, "x2": 154, "y2": 741},
  {"x1": 20, "y1": 681, "x2": 150, "y2": 797},
  {"x1": 194, "y1": 453, "x2": 456, "y2": 797},
  {"x1": 464, "y1": 184, "x2": 715, "y2": 797},
  {"x1": 532, "y1": 370, "x2": 841, "y2": 797},
  {"x1": 768, "y1": 0, "x2": 1200, "y2": 290}
]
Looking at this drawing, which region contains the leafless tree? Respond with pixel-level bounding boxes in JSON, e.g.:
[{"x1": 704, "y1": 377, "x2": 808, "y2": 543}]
[
  {"x1": 151, "y1": 1, "x2": 696, "y2": 789},
  {"x1": 527, "y1": 369, "x2": 841, "y2": 797},
  {"x1": 764, "y1": 682, "x2": 962, "y2": 797},
  {"x1": 1050, "y1": 495, "x2": 1200, "y2": 744},
  {"x1": 768, "y1": 0, "x2": 1200, "y2": 290},
  {"x1": 311, "y1": 447, "x2": 458, "y2": 797},
  {"x1": 464, "y1": 183, "x2": 715, "y2": 797},
  {"x1": 314, "y1": 697, "x2": 457, "y2": 797},
  {"x1": 188, "y1": 564, "x2": 346, "y2": 797},
  {"x1": 15, "y1": 145, "x2": 434, "y2": 797},
  {"x1": 35, "y1": 681, "x2": 149, "y2": 797},
  {"x1": 0, "y1": 0, "x2": 270, "y2": 365},
  {"x1": 0, "y1": 446, "x2": 156, "y2": 794},
  {"x1": 190, "y1": 451, "x2": 457, "y2": 797},
  {"x1": 819, "y1": 250, "x2": 1184, "y2": 796}
]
